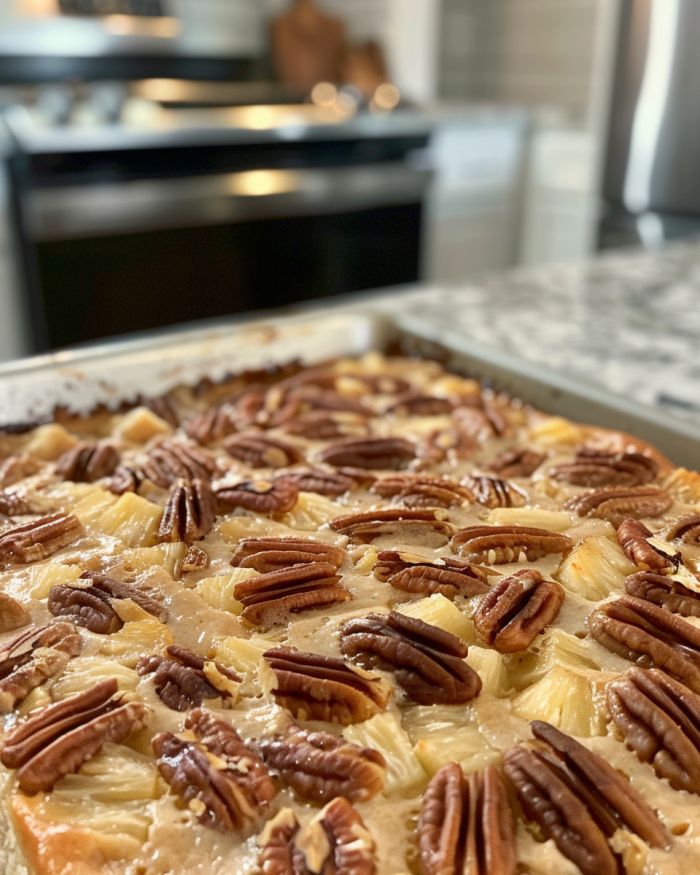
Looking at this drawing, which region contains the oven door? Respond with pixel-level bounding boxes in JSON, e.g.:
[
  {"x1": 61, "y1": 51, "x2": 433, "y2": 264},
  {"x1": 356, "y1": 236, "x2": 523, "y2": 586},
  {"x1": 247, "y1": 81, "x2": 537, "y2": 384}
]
[{"x1": 22, "y1": 162, "x2": 431, "y2": 351}]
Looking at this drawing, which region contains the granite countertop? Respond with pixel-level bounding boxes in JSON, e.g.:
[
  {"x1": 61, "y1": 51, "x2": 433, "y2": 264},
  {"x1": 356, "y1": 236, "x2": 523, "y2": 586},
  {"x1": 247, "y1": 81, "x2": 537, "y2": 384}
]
[{"x1": 326, "y1": 239, "x2": 700, "y2": 428}]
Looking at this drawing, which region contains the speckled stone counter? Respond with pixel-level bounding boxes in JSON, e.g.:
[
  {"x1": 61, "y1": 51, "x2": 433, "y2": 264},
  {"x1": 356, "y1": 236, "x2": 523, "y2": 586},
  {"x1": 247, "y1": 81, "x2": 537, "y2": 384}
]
[{"x1": 360, "y1": 240, "x2": 700, "y2": 429}]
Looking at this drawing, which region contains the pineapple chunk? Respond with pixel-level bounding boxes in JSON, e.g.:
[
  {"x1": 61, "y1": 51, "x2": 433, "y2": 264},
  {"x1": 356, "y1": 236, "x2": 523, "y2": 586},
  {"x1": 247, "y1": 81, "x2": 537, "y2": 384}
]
[
  {"x1": 556, "y1": 536, "x2": 634, "y2": 600},
  {"x1": 413, "y1": 724, "x2": 498, "y2": 778},
  {"x1": 98, "y1": 617, "x2": 173, "y2": 665},
  {"x1": 71, "y1": 486, "x2": 118, "y2": 526},
  {"x1": 342, "y1": 713, "x2": 426, "y2": 796},
  {"x1": 196, "y1": 568, "x2": 259, "y2": 614},
  {"x1": 119, "y1": 542, "x2": 187, "y2": 576},
  {"x1": 26, "y1": 561, "x2": 82, "y2": 599},
  {"x1": 511, "y1": 664, "x2": 607, "y2": 737},
  {"x1": 218, "y1": 514, "x2": 295, "y2": 543},
  {"x1": 97, "y1": 493, "x2": 163, "y2": 547},
  {"x1": 465, "y1": 647, "x2": 510, "y2": 696},
  {"x1": 487, "y1": 507, "x2": 573, "y2": 533},
  {"x1": 214, "y1": 635, "x2": 272, "y2": 695},
  {"x1": 397, "y1": 594, "x2": 475, "y2": 643},
  {"x1": 664, "y1": 467, "x2": 700, "y2": 505},
  {"x1": 51, "y1": 657, "x2": 140, "y2": 701},
  {"x1": 281, "y1": 492, "x2": 343, "y2": 531},
  {"x1": 528, "y1": 416, "x2": 584, "y2": 448},
  {"x1": 53, "y1": 744, "x2": 159, "y2": 803},
  {"x1": 25, "y1": 424, "x2": 77, "y2": 460},
  {"x1": 114, "y1": 406, "x2": 171, "y2": 443},
  {"x1": 352, "y1": 545, "x2": 379, "y2": 574},
  {"x1": 510, "y1": 629, "x2": 599, "y2": 690}
]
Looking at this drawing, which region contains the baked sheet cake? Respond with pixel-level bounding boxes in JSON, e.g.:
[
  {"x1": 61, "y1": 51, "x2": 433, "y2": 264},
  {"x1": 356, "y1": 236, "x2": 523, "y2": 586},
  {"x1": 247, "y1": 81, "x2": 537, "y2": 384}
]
[{"x1": 0, "y1": 351, "x2": 699, "y2": 874}]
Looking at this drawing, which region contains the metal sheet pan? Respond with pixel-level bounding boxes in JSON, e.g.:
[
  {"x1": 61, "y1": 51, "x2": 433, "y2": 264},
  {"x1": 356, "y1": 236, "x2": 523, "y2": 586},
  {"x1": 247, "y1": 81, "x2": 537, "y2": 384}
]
[{"x1": 0, "y1": 309, "x2": 697, "y2": 467}]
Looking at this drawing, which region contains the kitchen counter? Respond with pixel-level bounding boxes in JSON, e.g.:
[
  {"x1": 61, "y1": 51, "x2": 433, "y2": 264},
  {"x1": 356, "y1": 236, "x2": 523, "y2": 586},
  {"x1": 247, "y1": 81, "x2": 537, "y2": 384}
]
[{"x1": 325, "y1": 239, "x2": 700, "y2": 427}]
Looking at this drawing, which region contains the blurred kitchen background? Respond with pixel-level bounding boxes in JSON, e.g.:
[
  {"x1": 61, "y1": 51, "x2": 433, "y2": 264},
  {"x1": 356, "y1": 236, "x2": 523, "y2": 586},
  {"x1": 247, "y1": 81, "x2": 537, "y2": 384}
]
[{"x1": 0, "y1": 0, "x2": 697, "y2": 359}]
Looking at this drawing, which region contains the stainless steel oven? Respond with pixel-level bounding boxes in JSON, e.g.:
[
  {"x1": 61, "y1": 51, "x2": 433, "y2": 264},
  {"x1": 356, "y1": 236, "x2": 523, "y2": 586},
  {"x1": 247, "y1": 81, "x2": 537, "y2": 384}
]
[{"x1": 4, "y1": 107, "x2": 432, "y2": 352}]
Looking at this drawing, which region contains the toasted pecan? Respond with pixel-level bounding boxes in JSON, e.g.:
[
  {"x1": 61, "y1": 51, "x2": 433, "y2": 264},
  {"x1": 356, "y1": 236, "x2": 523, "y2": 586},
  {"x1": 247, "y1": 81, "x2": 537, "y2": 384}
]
[
  {"x1": 473, "y1": 570, "x2": 564, "y2": 652},
  {"x1": 462, "y1": 475, "x2": 527, "y2": 509},
  {"x1": 257, "y1": 724, "x2": 386, "y2": 804},
  {"x1": 373, "y1": 551, "x2": 490, "y2": 599},
  {"x1": 340, "y1": 611, "x2": 481, "y2": 705},
  {"x1": 158, "y1": 478, "x2": 216, "y2": 543},
  {"x1": 0, "y1": 512, "x2": 83, "y2": 566},
  {"x1": 418, "y1": 762, "x2": 516, "y2": 875},
  {"x1": 224, "y1": 431, "x2": 304, "y2": 468},
  {"x1": 588, "y1": 596, "x2": 700, "y2": 693},
  {"x1": 319, "y1": 436, "x2": 416, "y2": 470},
  {"x1": 487, "y1": 448, "x2": 545, "y2": 478},
  {"x1": 617, "y1": 518, "x2": 679, "y2": 572},
  {"x1": 550, "y1": 448, "x2": 659, "y2": 488},
  {"x1": 231, "y1": 537, "x2": 345, "y2": 573},
  {"x1": 55, "y1": 441, "x2": 120, "y2": 483},
  {"x1": 565, "y1": 486, "x2": 672, "y2": 526},
  {"x1": 0, "y1": 679, "x2": 147, "y2": 794},
  {"x1": 451, "y1": 525, "x2": 572, "y2": 564},
  {"x1": 371, "y1": 474, "x2": 473, "y2": 508},
  {"x1": 263, "y1": 646, "x2": 390, "y2": 725},
  {"x1": 330, "y1": 508, "x2": 454, "y2": 545},
  {"x1": 504, "y1": 721, "x2": 668, "y2": 875},
  {"x1": 274, "y1": 466, "x2": 371, "y2": 497},
  {"x1": 666, "y1": 513, "x2": 700, "y2": 545},
  {"x1": 141, "y1": 439, "x2": 216, "y2": 489},
  {"x1": 137, "y1": 645, "x2": 240, "y2": 711},
  {"x1": 625, "y1": 570, "x2": 700, "y2": 617},
  {"x1": 153, "y1": 707, "x2": 276, "y2": 832},
  {"x1": 608, "y1": 667, "x2": 700, "y2": 794},
  {"x1": 215, "y1": 478, "x2": 299, "y2": 514}
]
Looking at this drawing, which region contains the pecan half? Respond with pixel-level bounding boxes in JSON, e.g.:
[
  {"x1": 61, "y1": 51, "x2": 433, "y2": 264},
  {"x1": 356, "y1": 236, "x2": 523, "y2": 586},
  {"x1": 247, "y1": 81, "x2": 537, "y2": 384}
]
[
  {"x1": 608, "y1": 667, "x2": 700, "y2": 793},
  {"x1": 453, "y1": 405, "x2": 507, "y2": 441},
  {"x1": 373, "y1": 551, "x2": 490, "y2": 599},
  {"x1": 387, "y1": 392, "x2": 454, "y2": 416},
  {"x1": 422, "y1": 426, "x2": 476, "y2": 463},
  {"x1": 258, "y1": 798, "x2": 376, "y2": 875},
  {"x1": 176, "y1": 544, "x2": 210, "y2": 577},
  {"x1": 215, "y1": 478, "x2": 299, "y2": 514},
  {"x1": 503, "y1": 721, "x2": 668, "y2": 875},
  {"x1": 418, "y1": 762, "x2": 516, "y2": 875},
  {"x1": 55, "y1": 441, "x2": 120, "y2": 483},
  {"x1": 0, "y1": 490, "x2": 32, "y2": 516},
  {"x1": 290, "y1": 387, "x2": 373, "y2": 417},
  {"x1": 185, "y1": 403, "x2": 239, "y2": 445},
  {"x1": 224, "y1": 431, "x2": 304, "y2": 468},
  {"x1": 263, "y1": 646, "x2": 390, "y2": 724},
  {"x1": 666, "y1": 513, "x2": 700, "y2": 545},
  {"x1": 625, "y1": 571, "x2": 700, "y2": 617},
  {"x1": 139, "y1": 392, "x2": 179, "y2": 427},
  {"x1": 0, "y1": 679, "x2": 147, "y2": 794},
  {"x1": 588, "y1": 596, "x2": 700, "y2": 693},
  {"x1": 137, "y1": 645, "x2": 240, "y2": 711},
  {"x1": 48, "y1": 572, "x2": 167, "y2": 632},
  {"x1": 318, "y1": 436, "x2": 416, "y2": 470},
  {"x1": 473, "y1": 570, "x2": 564, "y2": 652},
  {"x1": 617, "y1": 518, "x2": 679, "y2": 572},
  {"x1": 0, "y1": 621, "x2": 82, "y2": 711},
  {"x1": 329, "y1": 508, "x2": 454, "y2": 545},
  {"x1": 451, "y1": 525, "x2": 572, "y2": 564},
  {"x1": 234, "y1": 561, "x2": 350, "y2": 627},
  {"x1": 371, "y1": 474, "x2": 473, "y2": 508},
  {"x1": 462, "y1": 475, "x2": 526, "y2": 509},
  {"x1": 153, "y1": 707, "x2": 276, "y2": 831},
  {"x1": 550, "y1": 448, "x2": 658, "y2": 488},
  {"x1": 340, "y1": 611, "x2": 481, "y2": 705},
  {"x1": 108, "y1": 464, "x2": 142, "y2": 495},
  {"x1": 488, "y1": 448, "x2": 545, "y2": 478},
  {"x1": 565, "y1": 486, "x2": 672, "y2": 526},
  {"x1": 231, "y1": 537, "x2": 345, "y2": 573},
  {"x1": 275, "y1": 466, "x2": 373, "y2": 497},
  {"x1": 0, "y1": 593, "x2": 29, "y2": 633},
  {"x1": 0, "y1": 453, "x2": 42, "y2": 487},
  {"x1": 257, "y1": 724, "x2": 386, "y2": 804},
  {"x1": 158, "y1": 478, "x2": 216, "y2": 543},
  {"x1": 0, "y1": 512, "x2": 83, "y2": 566},
  {"x1": 141, "y1": 439, "x2": 216, "y2": 489},
  {"x1": 283, "y1": 411, "x2": 368, "y2": 440}
]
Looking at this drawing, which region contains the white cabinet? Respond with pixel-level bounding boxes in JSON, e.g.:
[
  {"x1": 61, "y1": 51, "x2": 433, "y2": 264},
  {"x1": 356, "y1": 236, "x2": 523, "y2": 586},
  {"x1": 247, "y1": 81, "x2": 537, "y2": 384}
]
[{"x1": 424, "y1": 116, "x2": 528, "y2": 281}]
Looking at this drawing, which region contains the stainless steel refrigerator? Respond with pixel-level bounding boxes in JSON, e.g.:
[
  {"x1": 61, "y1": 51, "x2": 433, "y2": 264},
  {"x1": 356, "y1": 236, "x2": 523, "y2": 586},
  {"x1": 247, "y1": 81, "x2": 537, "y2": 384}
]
[{"x1": 600, "y1": 0, "x2": 700, "y2": 248}]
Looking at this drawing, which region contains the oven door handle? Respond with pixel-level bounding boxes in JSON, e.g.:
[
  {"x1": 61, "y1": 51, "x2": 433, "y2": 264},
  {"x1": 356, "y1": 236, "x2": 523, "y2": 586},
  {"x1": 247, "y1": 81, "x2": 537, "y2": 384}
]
[{"x1": 27, "y1": 161, "x2": 433, "y2": 240}]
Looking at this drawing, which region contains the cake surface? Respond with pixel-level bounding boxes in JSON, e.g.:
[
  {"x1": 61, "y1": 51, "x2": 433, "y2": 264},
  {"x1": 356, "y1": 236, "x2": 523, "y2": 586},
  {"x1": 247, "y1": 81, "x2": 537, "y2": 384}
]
[{"x1": 0, "y1": 351, "x2": 699, "y2": 875}]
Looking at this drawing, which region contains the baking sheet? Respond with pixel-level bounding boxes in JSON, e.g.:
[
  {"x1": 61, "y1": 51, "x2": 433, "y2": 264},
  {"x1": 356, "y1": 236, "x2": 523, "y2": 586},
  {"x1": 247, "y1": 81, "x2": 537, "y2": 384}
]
[{"x1": 0, "y1": 309, "x2": 697, "y2": 466}]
